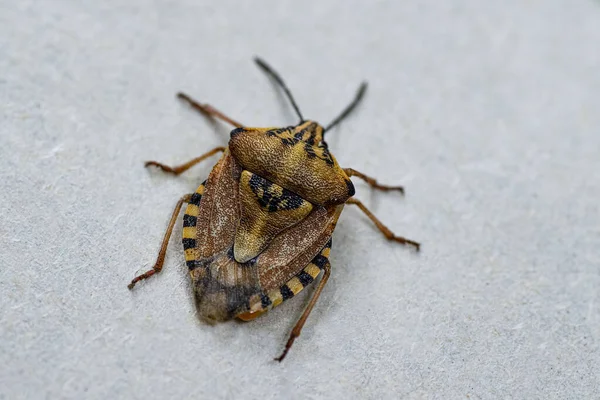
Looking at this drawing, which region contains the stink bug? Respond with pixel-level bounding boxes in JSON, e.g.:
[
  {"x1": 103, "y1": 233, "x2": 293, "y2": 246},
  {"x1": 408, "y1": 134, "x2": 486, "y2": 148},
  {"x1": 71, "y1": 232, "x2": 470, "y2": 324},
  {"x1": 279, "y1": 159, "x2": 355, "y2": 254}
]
[{"x1": 128, "y1": 58, "x2": 420, "y2": 361}]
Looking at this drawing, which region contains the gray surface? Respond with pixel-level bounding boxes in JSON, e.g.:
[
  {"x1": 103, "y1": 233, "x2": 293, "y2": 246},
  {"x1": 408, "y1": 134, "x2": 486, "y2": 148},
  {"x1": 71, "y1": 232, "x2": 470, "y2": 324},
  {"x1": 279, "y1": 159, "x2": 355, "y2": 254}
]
[{"x1": 2, "y1": 1, "x2": 600, "y2": 399}]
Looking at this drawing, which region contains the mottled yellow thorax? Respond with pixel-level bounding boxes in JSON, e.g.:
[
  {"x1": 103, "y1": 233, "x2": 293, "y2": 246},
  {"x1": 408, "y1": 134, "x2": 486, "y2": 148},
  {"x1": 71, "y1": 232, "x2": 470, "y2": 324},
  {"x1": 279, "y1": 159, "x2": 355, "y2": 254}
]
[{"x1": 228, "y1": 121, "x2": 354, "y2": 206}]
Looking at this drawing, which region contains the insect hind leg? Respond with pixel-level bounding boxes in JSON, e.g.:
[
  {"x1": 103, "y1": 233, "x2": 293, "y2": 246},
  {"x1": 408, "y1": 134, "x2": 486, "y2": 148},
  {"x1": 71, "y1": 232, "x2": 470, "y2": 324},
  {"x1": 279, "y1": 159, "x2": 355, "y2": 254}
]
[{"x1": 275, "y1": 260, "x2": 331, "y2": 362}]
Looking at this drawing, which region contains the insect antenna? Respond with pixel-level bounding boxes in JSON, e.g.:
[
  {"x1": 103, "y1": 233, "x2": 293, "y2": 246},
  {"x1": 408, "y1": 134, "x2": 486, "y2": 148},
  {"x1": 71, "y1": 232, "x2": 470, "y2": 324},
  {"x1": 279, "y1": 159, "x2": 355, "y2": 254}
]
[
  {"x1": 254, "y1": 57, "x2": 305, "y2": 123},
  {"x1": 324, "y1": 82, "x2": 368, "y2": 133}
]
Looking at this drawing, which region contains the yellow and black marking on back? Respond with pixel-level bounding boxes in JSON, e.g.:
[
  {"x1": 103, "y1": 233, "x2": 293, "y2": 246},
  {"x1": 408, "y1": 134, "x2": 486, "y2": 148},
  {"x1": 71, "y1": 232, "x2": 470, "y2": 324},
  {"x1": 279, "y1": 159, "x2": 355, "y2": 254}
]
[
  {"x1": 235, "y1": 170, "x2": 313, "y2": 263},
  {"x1": 247, "y1": 170, "x2": 310, "y2": 212},
  {"x1": 182, "y1": 180, "x2": 206, "y2": 271},
  {"x1": 259, "y1": 121, "x2": 334, "y2": 166},
  {"x1": 238, "y1": 238, "x2": 333, "y2": 321}
]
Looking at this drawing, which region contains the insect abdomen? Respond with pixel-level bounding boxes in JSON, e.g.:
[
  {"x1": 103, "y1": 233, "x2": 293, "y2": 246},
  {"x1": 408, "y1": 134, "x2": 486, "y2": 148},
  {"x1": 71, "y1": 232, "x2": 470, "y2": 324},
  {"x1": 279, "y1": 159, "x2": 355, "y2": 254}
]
[
  {"x1": 238, "y1": 238, "x2": 333, "y2": 321},
  {"x1": 182, "y1": 181, "x2": 206, "y2": 271}
]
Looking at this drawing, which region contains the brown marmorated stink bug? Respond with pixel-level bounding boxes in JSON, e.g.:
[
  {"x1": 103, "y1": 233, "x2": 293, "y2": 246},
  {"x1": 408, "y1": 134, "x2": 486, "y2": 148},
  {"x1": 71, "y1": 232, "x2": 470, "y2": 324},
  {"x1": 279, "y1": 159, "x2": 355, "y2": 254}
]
[{"x1": 128, "y1": 58, "x2": 420, "y2": 361}]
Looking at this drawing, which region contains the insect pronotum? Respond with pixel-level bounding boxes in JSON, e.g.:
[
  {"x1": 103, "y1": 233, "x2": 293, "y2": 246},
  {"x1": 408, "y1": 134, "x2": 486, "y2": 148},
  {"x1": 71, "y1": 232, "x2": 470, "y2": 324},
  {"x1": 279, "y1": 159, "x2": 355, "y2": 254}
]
[{"x1": 128, "y1": 58, "x2": 420, "y2": 361}]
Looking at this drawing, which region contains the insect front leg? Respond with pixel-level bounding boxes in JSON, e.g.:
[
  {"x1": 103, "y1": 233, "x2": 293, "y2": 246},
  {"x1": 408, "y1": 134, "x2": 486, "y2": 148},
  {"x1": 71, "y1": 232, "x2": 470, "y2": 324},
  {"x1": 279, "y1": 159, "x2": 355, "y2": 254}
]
[
  {"x1": 177, "y1": 92, "x2": 244, "y2": 128},
  {"x1": 128, "y1": 194, "x2": 193, "y2": 290},
  {"x1": 344, "y1": 168, "x2": 404, "y2": 194},
  {"x1": 275, "y1": 261, "x2": 331, "y2": 362},
  {"x1": 145, "y1": 147, "x2": 225, "y2": 175},
  {"x1": 346, "y1": 198, "x2": 420, "y2": 251}
]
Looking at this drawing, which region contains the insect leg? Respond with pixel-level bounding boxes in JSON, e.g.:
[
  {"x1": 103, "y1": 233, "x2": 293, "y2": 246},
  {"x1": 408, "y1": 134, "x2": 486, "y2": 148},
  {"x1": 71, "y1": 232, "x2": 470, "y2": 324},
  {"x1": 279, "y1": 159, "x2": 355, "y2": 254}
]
[
  {"x1": 177, "y1": 92, "x2": 244, "y2": 128},
  {"x1": 346, "y1": 198, "x2": 420, "y2": 251},
  {"x1": 344, "y1": 168, "x2": 404, "y2": 194},
  {"x1": 128, "y1": 194, "x2": 193, "y2": 290},
  {"x1": 275, "y1": 261, "x2": 331, "y2": 362},
  {"x1": 145, "y1": 147, "x2": 225, "y2": 175}
]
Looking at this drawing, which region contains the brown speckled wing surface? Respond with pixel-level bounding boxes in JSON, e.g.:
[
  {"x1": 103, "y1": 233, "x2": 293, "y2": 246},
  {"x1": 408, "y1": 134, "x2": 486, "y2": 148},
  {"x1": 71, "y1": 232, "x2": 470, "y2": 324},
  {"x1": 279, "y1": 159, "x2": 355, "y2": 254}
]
[{"x1": 190, "y1": 149, "x2": 343, "y2": 321}]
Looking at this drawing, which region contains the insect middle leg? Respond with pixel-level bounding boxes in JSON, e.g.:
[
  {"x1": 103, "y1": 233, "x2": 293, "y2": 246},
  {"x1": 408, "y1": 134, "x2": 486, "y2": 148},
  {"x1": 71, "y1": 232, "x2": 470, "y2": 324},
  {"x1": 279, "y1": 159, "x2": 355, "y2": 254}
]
[
  {"x1": 346, "y1": 198, "x2": 420, "y2": 251},
  {"x1": 177, "y1": 92, "x2": 244, "y2": 128},
  {"x1": 344, "y1": 168, "x2": 404, "y2": 194},
  {"x1": 128, "y1": 194, "x2": 193, "y2": 290},
  {"x1": 145, "y1": 147, "x2": 225, "y2": 175},
  {"x1": 275, "y1": 261, "x2": 331, "y2": 362}
]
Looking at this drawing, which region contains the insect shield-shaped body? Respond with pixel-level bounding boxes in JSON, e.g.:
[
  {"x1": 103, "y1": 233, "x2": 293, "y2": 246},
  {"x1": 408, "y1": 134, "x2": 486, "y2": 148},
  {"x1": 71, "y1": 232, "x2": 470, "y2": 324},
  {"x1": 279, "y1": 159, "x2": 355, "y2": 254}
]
[
  {"x1": 187, "y1": 123, "x2": 349, "y2": 324},
  {"x1": 129, "y1": 58, "x2": 420, "y2": 361}
]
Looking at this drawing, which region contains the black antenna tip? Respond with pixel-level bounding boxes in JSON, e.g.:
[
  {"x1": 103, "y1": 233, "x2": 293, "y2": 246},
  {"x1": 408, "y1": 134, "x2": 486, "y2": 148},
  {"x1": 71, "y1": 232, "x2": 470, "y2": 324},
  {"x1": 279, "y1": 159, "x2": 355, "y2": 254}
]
[
  {"x1": 357, "y1": 81, "x2": 368, "y2": 97},
  {"x1": 254, "y1": 57, "x2": 269, "y2": 71}
]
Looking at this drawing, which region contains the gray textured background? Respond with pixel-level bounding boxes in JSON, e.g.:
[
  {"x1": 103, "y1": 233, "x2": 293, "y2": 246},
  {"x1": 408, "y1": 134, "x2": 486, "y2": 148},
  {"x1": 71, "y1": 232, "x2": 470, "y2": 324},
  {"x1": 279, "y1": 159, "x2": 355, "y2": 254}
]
[{"x1": 2, "y1": 1, "x2": 600, "y2": 399}]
